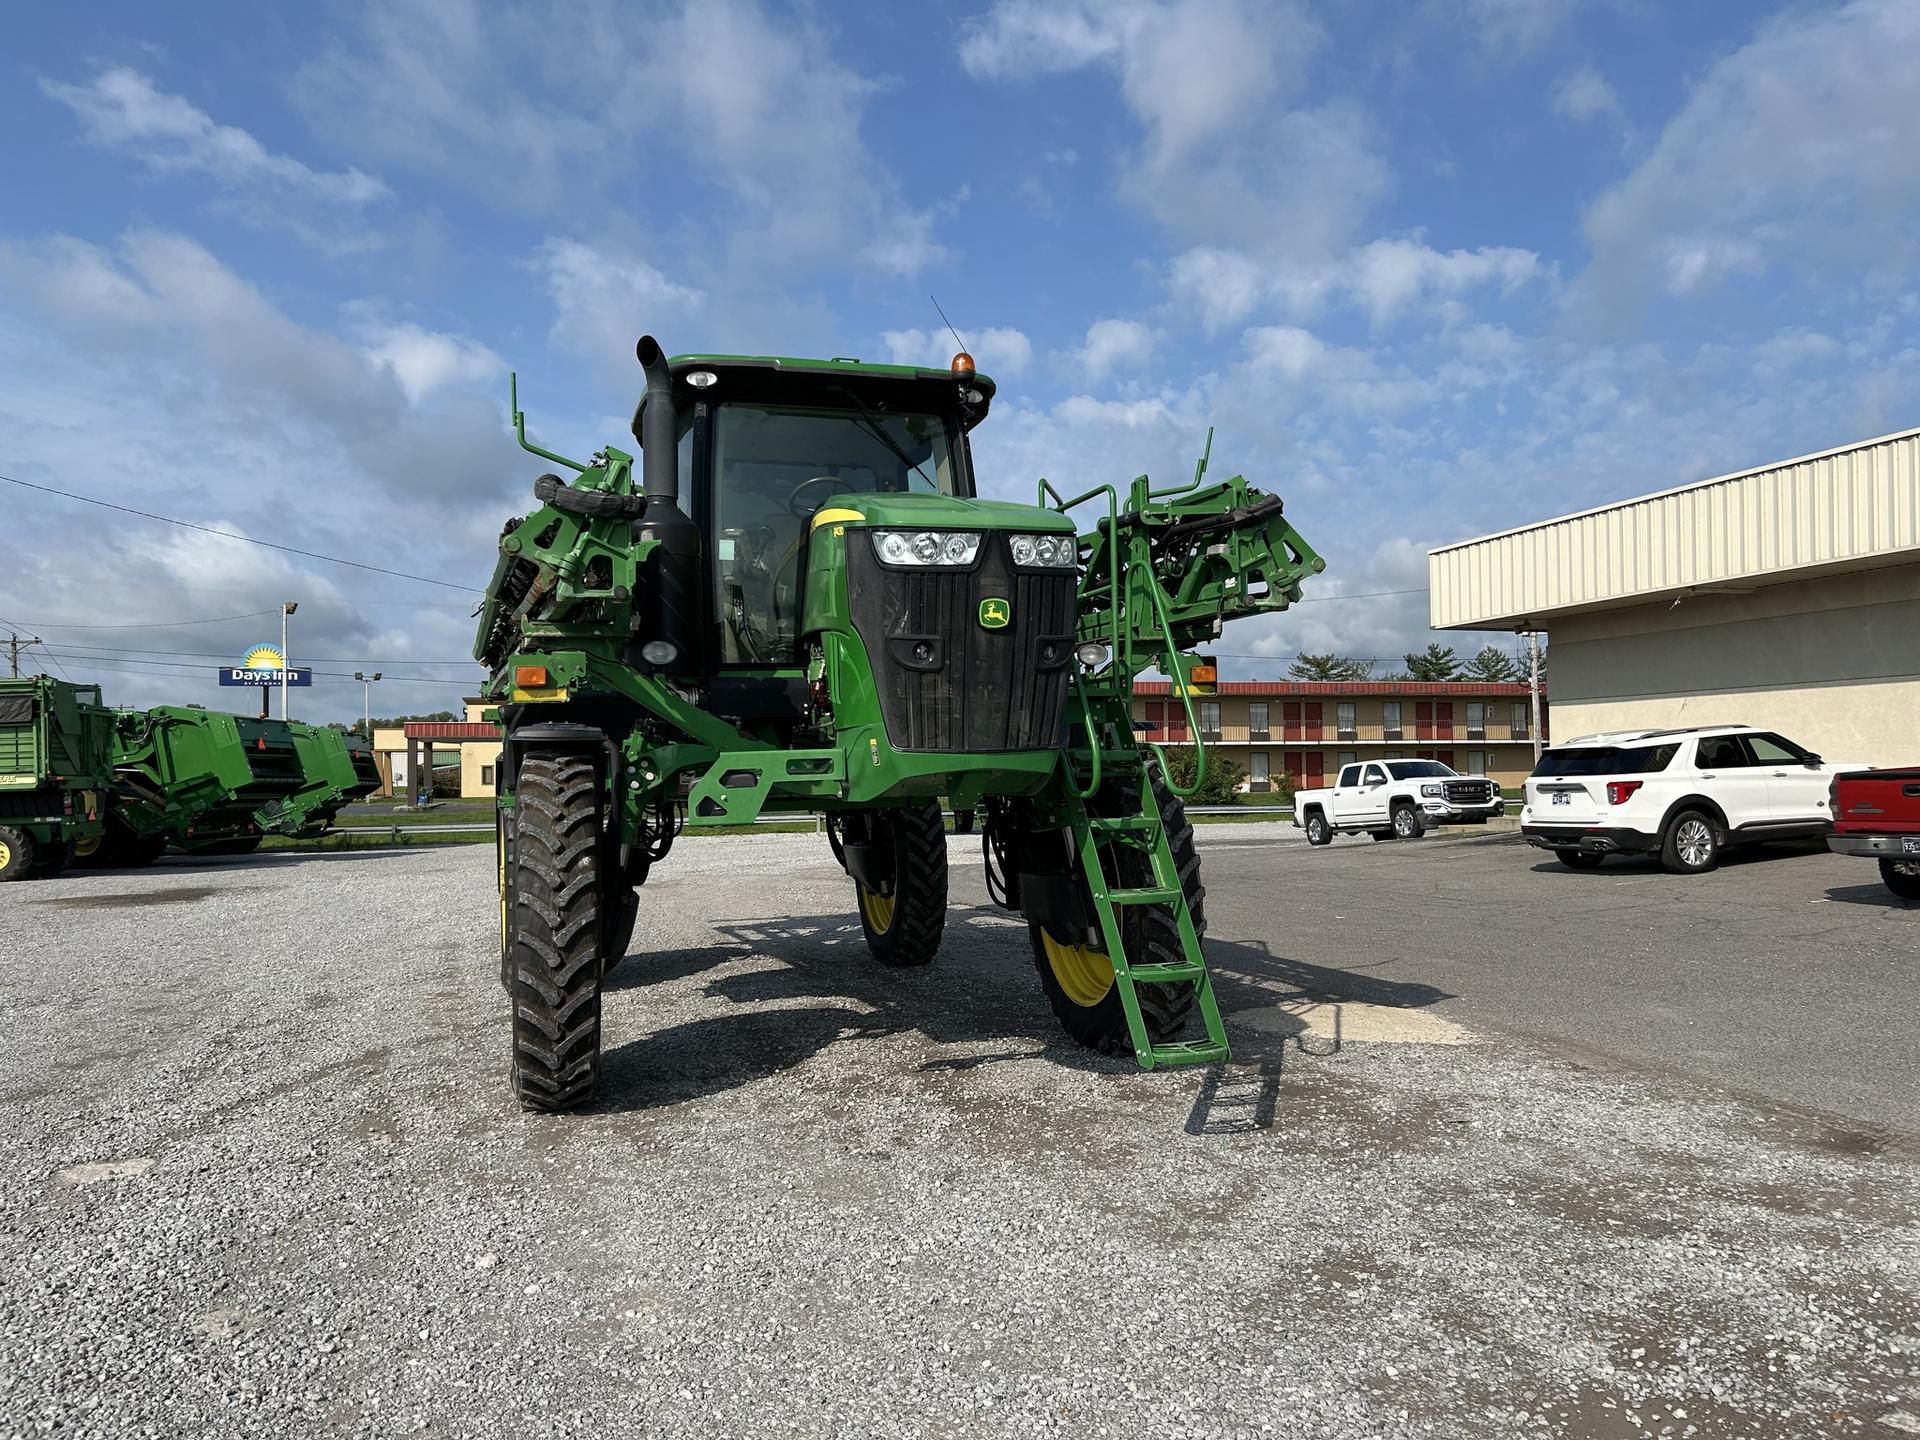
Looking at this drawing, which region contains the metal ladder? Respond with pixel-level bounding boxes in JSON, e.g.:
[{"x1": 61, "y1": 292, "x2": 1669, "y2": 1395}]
[{"x1": 1065, "y1": 775, "x2": 1230, "y2": 1070}]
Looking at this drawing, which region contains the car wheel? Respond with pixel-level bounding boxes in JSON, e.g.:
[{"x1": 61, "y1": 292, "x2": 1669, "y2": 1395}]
[
  {"x1": 1880, "y1": 858, "x2": 1920, "y2": 901},
  {"x1": 1304, "y1": 812, "x2": 1332, "y2": 847},
  {"x1": 1391, "y1": 804, "x2": 1423, "y2": 840},
  {"x1": 1558, "y1": 851, "x2": 1605, "y2": 870},
  {"x1": 1661, "y1": 810, "x2": 1720, "y2": 875}
]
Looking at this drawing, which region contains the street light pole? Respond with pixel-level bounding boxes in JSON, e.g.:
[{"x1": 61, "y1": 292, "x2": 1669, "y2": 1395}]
[
  {"x1": 1526, "y1": 629, "x2": 1543, "y2": 762},
  {"x1": 280, "y1": 602, "x2": 299, "y2": 720},
  {"x1": 354, "y1": 671, "x2": 382, "y2": 739}
]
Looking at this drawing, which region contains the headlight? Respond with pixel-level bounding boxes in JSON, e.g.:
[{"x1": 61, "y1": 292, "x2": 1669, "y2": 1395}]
[
  {"x1": 1009, "y1": 532, "x2": 1078, "y2": 568},
  {"x1": 872, "y1": 530, "x2": 981, "y2": 567},
  {"x1": 1421, "y1": 783, "x2": 1443, "y2": 798}
]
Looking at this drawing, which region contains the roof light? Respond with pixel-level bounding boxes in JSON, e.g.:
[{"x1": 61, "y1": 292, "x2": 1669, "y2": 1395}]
[
  {"x1": 951, "y1": 351, "x2": 975, "y2": 379},
  {"x1": 686, "y1": 370, "x2": 718, "y2": 389}
]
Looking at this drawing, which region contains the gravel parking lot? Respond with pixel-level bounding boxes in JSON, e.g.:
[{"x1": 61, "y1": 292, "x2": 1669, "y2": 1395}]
[{"x1": 3, "y1": 828, "x2": 1915, "y2": 1438}]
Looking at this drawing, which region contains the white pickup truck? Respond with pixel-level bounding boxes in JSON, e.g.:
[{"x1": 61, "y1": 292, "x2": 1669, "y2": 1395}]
[{"x1": 1294, "y1": 759, "x2": 1504, "y2": 845}]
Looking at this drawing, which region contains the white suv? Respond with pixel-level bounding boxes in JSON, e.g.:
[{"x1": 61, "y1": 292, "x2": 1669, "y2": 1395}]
[{"x1": 1521, "y1": 725, "x2": 1868, "y2": 874}]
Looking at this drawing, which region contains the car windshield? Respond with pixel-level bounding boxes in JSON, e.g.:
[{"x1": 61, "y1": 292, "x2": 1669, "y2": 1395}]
[
  {"x1": 1533, "y1": 742, "x2": 1680, "y2": 776},
  {"x1": 1386, "y1": 761, "x2": 1456, "y2": 779}
]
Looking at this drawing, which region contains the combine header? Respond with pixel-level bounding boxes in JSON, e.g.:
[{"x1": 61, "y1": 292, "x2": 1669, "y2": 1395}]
[{"x1": 478, "y1": 338, "x2": 1324, "y2": 1108}]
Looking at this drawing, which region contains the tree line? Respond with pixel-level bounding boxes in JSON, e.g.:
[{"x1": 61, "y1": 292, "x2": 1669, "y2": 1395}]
[{"x1": 1285, "y1": 643, "x2": 1542, "y2": 684}]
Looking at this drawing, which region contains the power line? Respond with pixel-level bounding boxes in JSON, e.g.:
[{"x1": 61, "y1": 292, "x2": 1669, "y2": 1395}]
[
  {"x1": 37, "y1": 648, "x2": 475, "y2": 687},
  {"x1": 0, "y1": 609, "x2": 283, "y2": 630},
  {"x1": 2, "y1": 472, "x2": 481, "y2": 593},
  {"x1": 48, "y1": 641, "x2": 477, "y2": 664}
]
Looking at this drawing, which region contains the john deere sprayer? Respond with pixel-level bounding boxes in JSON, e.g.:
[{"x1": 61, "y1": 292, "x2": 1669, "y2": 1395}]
[{"x1": 477, "y1": 336, "x2": 1324, "y2": 1109}]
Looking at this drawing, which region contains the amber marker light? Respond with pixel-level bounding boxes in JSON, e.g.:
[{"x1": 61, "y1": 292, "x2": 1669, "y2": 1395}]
[
  {"x1": 514, "y1": 664, "x2": 550, "y2": 688},
  {"x1": 951, "y1": 351, "x2": 975, "y2": 379}
]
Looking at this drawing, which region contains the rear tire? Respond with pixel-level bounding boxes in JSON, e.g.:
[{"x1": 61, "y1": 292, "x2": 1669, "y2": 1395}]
[
  {"x1": 1031, "y1": 768, "x2": 1202, "y2": 1055},
  {"x1": 29, "y1": 839, "x2": 74, "y2": 878},
  {"x1": 506, "y1": 753, "x2": 605, "y2": 1112},
  {"x1": 1304, "y1": 811, "x2": 1332, "y2": 846},
  {"x1": 0, "y1": 826, "x2": 35, "y2": 882},
  {"x1": 1880, "y1": 858, "x2": 1920, "y2": 901},
  {"x1": 855, "y1": 801, "x2": 948, "y2": 967},
  {"x1": 1661, "y1": 809, "x2": 1720, "y2": 874},
  {"x1": 1558, "y1": 851, "x2": 1605, "y2": 870}
]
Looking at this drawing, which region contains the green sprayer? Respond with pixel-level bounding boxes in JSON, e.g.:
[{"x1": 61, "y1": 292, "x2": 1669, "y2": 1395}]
[
  {"x1": 0, "y1": 676, "x2": 113, "y2": 879},
  {"x1": 478, "y1": 338, "x2": 1324, "y2": 1109}
]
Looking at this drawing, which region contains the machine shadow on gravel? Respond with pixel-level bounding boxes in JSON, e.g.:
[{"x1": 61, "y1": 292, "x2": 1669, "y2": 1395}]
[{"x1": 588, "y1": 906, "x2": 1456, "y2": 1117}]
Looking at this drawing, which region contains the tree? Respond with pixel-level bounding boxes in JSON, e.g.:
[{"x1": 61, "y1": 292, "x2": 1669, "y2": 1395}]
[
  {"x1": 1402, "y1": 643, "x2": 1461, "y2": 682},
  {"x1": 1461, "y1": 646, "x2": 1520, "y2": 683},
  {"x1": 1288, "y1": 653, "x2": 1374, "y2": 681},
  {"x1": 1161, "y1": 749, "x2": 1246, "y2": 806}
]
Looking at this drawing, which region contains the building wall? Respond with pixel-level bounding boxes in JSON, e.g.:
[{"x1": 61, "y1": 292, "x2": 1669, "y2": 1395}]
[
  {"x1": 1131, "y1": 687, "x2": 1541, "y2": 789},
  {"x1": 460, "y1": 741, "x2": 505, "y2": 798},
  {"x1": 1544, "y1": 562, "x2": 1920, "y2": 767}
]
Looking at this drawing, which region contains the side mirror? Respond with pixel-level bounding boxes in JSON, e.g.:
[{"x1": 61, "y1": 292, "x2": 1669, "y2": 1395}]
[{"x1": 1803, "y1": 754, "x2": 1823, "y2": 767}]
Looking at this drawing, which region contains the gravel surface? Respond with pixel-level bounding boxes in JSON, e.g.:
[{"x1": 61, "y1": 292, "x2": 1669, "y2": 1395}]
[{"x1": 2, "y1": 833, "x2": 1915, "y2": 1438}]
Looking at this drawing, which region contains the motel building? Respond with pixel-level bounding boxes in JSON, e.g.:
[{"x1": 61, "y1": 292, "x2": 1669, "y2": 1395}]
[{"x1": 1130, "y1": 681, "x2": 1544, "y2": 793}]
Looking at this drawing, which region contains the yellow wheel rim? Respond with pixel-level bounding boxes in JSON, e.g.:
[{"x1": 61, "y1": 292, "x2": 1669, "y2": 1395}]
[
  {"x1": 1042, "y1": 930, "x2": 1115, "y2": 1007},
  {"x1": 0, "y1": 840, "x2": 11, "y2": 871},
  {"x1": 75, "y1": 834, "x2": 100, "y2": 859},
  {"x1": 859, "y1": 884, "x2": 895, "y2": 934},
  {"x1": 496, "y1": 822, "x2": 508, "y2": 953}
]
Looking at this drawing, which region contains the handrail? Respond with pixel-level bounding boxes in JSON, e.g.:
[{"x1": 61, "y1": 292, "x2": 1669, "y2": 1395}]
[
  {"x1": 1138, "y1": 558, "x2": 1206, "y2": 798},
  {"x1": 511, "y1": 372, "x2": 588, "y2": 474}
]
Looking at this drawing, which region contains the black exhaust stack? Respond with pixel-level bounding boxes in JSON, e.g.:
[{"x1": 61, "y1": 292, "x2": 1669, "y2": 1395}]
[{"x1": 631, "y1": 335, "x2": 700, "y2": 671}]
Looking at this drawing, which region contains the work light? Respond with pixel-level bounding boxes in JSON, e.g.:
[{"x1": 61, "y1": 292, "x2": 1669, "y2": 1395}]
[
  {"x1": 1009, "y1": 533, "x2": 1078, "y2": 568},
  {"x1": 871, "y1": 531, "x2": 982, "y2": 567}
]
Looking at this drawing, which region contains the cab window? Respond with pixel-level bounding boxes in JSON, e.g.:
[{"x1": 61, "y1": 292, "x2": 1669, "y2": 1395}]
[
  {"x1": 1695, "y1": 736, "x2": 1751, "y2": 769},
  {"x1": 711, "y1": 402, "x2": 959, "y2": 665},
  {"x1": 1745, "y1": 733, "x2": 1811, "y2": 764},
  {"x1": 1362, "y1": 764, "x2": 1388, "y2": 786},
  {"x1": 1337, "y1": 764, "x2": 1361, "y2": 788}
]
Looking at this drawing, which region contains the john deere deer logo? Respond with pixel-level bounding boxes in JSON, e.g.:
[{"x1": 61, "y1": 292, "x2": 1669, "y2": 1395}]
[{"x1": 978, "y1": 597, "x2": 1010, "y2": 630}]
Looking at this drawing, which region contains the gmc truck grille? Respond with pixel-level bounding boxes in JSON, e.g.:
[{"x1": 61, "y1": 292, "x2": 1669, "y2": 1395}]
[
  {"x1": 845, "y1": 536, "x2": 1077, "y2": 753},
  {"x1": 1444, "y1": 779, "x2": 1493, "y2": 804}
]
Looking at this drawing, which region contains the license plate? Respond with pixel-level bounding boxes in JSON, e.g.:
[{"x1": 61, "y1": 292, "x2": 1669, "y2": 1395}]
[
  {"x1": 1552, "y1": 791, "x2": 1571, "y2": 806},
  {"x1": 1904, "y1": 837, "x2": 1920, "y2": 855}
]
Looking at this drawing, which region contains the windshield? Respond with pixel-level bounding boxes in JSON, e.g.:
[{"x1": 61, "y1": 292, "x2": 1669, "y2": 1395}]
[
  {"x1": 1532, "y1": 743, "x2": 1680, "y2": 777},
  {"x1": 711, "y1": 403, "x2": 961, "y2": 666},
  {"x1": 1386, "y1": 761, "x2": 1456, "y2": 779}
]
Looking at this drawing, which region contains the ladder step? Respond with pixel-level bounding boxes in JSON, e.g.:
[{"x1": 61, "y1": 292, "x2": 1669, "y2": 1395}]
[
  {"x1": 1087, "y1": 814, "x2": 1159, "y2": 833},
  {"x1": 1145, "y1": 1039, "x2": 1230, "y2": 1067},
  {"x1": 1104, "y1": 885, "x2": 1181, "y2": 905},
  {"x1": 1124, "y1": 961, "x2": 1205, "y2": 984}
]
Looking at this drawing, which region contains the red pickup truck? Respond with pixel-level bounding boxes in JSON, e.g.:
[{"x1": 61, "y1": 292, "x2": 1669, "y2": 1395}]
[{"x1": 1827, "y1": 768, "x2": 1920, "y2": 900}]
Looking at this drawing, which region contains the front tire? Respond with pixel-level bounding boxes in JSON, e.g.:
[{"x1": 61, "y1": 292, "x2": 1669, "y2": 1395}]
[
  {"x1": 1304, "y1": 811, "x2": 1332, "y2": 846},
  {"x1": 1661, "y1": 809, "x2": 1720, "y2": 874},
  {"x1": 855, "y1": 801, "x2": 948, "y2": 967},
  {"x1": 0, "y1": 826, "x2": 35, "y2": 881},
  {"x1": 1392, "y1": 804, "x2": 1424, "y2": 840},
  {"x1": 506, "y1": 753, "x2": 605, "y2": 1111},
  {"x1": 1031, "y1": 769, "x2": 1202, "y2": 1056},
  {"x1": 1880, "y1": 858, "x2": 1920, "y2": 901}
]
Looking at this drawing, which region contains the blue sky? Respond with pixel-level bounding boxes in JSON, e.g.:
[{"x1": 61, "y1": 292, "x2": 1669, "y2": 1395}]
[{"x1": 2, "y1": 0, "x2": 1916, "y2": 721}]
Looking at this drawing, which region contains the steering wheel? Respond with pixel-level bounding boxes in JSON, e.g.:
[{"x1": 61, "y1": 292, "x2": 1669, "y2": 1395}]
[{"x1": 788, "y1": 474, "x2": 854, "y2": 518}]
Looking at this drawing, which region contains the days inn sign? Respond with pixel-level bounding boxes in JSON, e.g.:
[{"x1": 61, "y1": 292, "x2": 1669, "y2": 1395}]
[{"x1": 217, "y1": 643, "x2": 312, "y2": 688}]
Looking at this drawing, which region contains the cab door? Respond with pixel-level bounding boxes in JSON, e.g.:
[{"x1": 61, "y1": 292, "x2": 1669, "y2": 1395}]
[
  {"x1": 1326, "y1": 763, "x2": 1363, "y2": 824},
  {"x1": 1348, "y1": 762, "x2": 1391, "y2": 826}
]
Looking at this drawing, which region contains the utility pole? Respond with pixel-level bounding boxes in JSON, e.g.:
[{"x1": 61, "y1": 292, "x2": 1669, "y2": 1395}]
[
  {"x1": 1526, "y1": 629, "x2": 1543, "y2": 762},
  {"x1": 6, "y1": 634, "x2": 42, "y2": 677}
]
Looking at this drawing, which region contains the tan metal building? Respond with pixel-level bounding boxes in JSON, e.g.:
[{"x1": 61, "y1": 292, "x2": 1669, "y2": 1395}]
[{"x1": 1429, "y1": 427, "x2": 1920, "y2": 766}]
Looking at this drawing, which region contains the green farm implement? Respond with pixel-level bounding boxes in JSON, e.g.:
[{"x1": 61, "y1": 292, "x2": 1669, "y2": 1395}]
[
  {"x1": 478, "y1": 336, "x2": 1324, "y2": 1109},
  {"x1": 260, "y1": 723, "x2": 382, "y2": 838},
  {"x1": 100, "y1": 707, "x2": 306, "y2": 862},
  {"x1": 0, "y1": 676, "x2": 113, "y2": 880}
]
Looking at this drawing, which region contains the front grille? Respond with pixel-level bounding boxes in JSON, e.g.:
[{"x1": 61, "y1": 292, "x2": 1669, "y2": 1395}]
[
  {"x1": 1444, "y1": 779, "x2": 1494, "y2": 804},
  {"x1": 845, "y1": 536, "x2": 1076, "y2": 752}
]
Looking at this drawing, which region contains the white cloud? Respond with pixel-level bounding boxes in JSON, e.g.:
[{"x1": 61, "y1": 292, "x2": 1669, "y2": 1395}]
[
  {"x1": 1579, "y1": 0, "x2": 1920, "y2": 310},
  {"x1": 1449, "y1": 0, "x2": 1576, "y2": 56},
  {"x1": 961, "y1": 0, "x2": 1382, "y2": 265},
  {"x1": 538, "y1": 238, "x2": 705, "y2": 378},
  {"x1": 1073, "y1": 318, "x2": 1157, "y2": 381},
  {"x1": 357, "y1": 320, "x2": 504, "y2": 406},
  {"x1": 41, "y1": 67, "x2": 389, "y2": 251},
  {"x1": 1551, "y1": 65, "x2": 1623, "y2": 125},
  {"x1": 880, "y1": 326, "x2": 1033, "y2": 377},
  {"x1": 1171, "y1": 238, "x2": 1545, "y2": 331}
]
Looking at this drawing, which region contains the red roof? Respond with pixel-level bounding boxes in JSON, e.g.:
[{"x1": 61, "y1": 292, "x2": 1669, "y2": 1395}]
[
  {"x1": 1133, "y1": 681, "x2": 1537, "y2": 697},
  {"x1": 402, "y1": 721, "x2": 501, "y2": 740}
]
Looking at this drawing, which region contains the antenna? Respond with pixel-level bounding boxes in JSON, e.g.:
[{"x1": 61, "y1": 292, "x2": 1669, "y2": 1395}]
[{"x1": 930, "y1": 295, "x2": 970, "y2": 354}]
